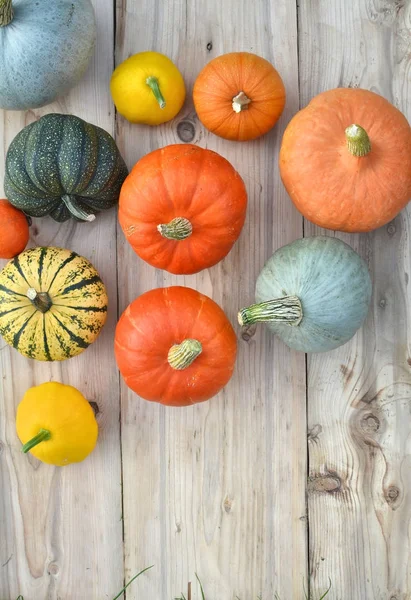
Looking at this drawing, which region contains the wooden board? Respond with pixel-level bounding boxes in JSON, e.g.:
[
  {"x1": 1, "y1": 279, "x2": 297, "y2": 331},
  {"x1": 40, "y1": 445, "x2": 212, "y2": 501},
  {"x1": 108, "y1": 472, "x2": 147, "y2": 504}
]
[
  {"x1": 0, "y1": 2, "x2": 124, "y2": 599},
  {"x1": 115, "y1": 1, "x2": 307, "y2": 598},
  {"x1": 1, "y1": 0, "x2": 411, "y2": 599},
  {"x1": 298, "y1": 1, "x2": 411, "y2": 598}
]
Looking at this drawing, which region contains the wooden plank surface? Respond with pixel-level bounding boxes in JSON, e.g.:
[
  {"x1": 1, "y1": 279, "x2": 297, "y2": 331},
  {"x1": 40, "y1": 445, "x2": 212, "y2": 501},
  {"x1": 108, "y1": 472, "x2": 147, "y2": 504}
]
[
  {"x1": 0, "y1": 2, "x2": 123, "y2": 599},
  {"x1": 1, "y1": 1, "x2": 411, "y2": 599},
  {"x1": 299, "y1": 1, "x2": 411, "y2": 599},
  {"x1": 115, "y1": 1, "x2": 307, "y2": 598}
]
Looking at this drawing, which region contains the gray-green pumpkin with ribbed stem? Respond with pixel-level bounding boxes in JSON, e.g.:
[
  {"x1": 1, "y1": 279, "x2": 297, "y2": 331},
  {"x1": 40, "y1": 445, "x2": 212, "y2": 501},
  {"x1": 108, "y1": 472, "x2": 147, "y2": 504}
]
[
  {"x1": 4, "y1": 114, "x2": 128, "y2": 223},
  {"x1": 0, "y1": 0, "x2": 96, "y2": 111},
  {"x1": 238, "y1": 236, "x2": 372, "y2": 353}
]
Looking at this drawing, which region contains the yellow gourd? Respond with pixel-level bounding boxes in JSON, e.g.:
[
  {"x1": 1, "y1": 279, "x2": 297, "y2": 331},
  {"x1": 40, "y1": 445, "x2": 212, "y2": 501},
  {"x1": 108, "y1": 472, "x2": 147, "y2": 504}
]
[
  {"x1": 110, "y1": 51, "x2": 186, "y2": 125},
  {"x1": 16, "y1": 382, "x2": 98, "y2": 467}
]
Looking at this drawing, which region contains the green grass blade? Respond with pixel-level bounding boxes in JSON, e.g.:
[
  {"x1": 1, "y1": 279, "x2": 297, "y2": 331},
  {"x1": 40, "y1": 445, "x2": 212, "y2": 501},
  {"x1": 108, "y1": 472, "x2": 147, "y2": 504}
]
[
  {"x1": 195, "y1": 573, "x2": 206, "y2": 600},
  {"x1": 112, "y1": 565, "x2": 154, "y2": 600},
  {"x1": 318, "y1": 578, "x2": 332, "y2": 599}
]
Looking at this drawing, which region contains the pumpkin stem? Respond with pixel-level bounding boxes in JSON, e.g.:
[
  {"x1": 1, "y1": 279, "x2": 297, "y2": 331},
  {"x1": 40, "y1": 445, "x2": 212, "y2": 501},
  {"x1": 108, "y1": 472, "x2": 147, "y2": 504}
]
[
  {"x1": 238, "y1": 296, "x2": 303, "y2": 327},
  {"x1": 157, "y1": 217, "x2": 193, "y2": 240},
  {"x1": 27, "y1": 288, "x2": 53, "y2": 313},
  {"x1": 62, "y1": 195, "x2": 96, "y2": 222},
  {"x1": 168, "y1": 339, "x2": 202, "y2": 370},
  {"x1": 345, "y1": 124, "x2": 371, "y2": 157},
  {"x1": 232, "y1": 91, "x2": 252, "y2": 113},
  {"x1": 146, "y1": 76, "x2": 166, "y2": 109},
  {"x1": 22, "y1": 429, "x2": 51, "y2": 454},
  {"x1": 0, "y1": 0, "x2": 13, "y2": 27}
]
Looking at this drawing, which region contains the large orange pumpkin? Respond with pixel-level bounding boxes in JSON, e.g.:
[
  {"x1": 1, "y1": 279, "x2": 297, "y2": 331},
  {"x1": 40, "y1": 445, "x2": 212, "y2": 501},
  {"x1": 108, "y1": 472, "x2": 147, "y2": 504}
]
[
  {"x1": 114, "y1": 286, "x2": 237, "y2": 406},
  {"x1": 193, "y1": 52, "x2": 286, "y2": 141},
  {"x1": 118, "y1": 144, "x2": 247, "y2": 274},
  {"x1": 0, "y1": 199, "x2": 29, "y2": 259},
  {"x1": 279, "y1": 88, "x2": 411, "y2": 232}
]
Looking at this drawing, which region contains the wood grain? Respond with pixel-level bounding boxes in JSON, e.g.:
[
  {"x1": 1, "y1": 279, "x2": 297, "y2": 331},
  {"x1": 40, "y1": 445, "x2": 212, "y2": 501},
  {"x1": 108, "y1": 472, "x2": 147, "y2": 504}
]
[
  {"x1": 298, "y1": 1, "x2": 411, "y2": 598},
  {"x1": 115, "y1": 0, "x2": 307, "y2": 598},
  {"x1": 0, "y1": 2, "x2": 123, "y2": 599}
]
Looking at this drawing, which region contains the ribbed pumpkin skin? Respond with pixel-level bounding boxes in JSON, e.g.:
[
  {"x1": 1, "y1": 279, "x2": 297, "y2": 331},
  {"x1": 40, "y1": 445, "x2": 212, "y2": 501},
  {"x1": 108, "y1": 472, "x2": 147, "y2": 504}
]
[
  {"x1": 0, "y1": 0, "x2": 96, "y2": 111},
  {"x1": 5, "y1": 114, "x2": 128, "y2": 222},
  {"x1": 279, "y1": 88, "x2": 411, "y2": 232},
  {"x1": 255, "y1": 237, "x2": 372, "y2": 353},
  {"x1": 118, "y1": 144, "x2": 247, "y2": 274},
  {"x1": 0, "y1": 247, "x2": 108, "y2": 361},
  {"x1": 115, "y1": 286, "x2": 237, "y2": 406}
]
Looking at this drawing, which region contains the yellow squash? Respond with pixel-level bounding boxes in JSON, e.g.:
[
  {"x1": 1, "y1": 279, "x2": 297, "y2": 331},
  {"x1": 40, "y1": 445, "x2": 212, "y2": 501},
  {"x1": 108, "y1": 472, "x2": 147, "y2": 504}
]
[
  {"x1": 110, "y1": 51, "x2": 186, "y2": 125},
  {"x1": 16, "y1": 382, "x2": 98, "y2": 466}
]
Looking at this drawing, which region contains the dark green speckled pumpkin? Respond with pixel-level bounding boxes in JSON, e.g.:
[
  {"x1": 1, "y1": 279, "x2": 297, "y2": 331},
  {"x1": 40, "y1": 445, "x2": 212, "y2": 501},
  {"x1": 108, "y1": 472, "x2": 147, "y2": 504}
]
[{"x1": 4, "y1": 114, "x2": 128, "y2": 223}]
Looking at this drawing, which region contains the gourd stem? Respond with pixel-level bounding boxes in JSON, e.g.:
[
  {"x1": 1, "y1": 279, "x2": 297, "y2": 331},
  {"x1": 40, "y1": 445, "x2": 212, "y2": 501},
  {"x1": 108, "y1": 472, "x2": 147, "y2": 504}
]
[
  {"x1": 0, "y1": 0, "x2": 13, "y2": 27},
  {"x1": 22, "y1": 429, "x2": 51, "y2": 454},
  {"x1": 62, "y1": 195, "x2": 96, "y2": 222},
  {"x1": 157, "y1": 217, "x2": 193, "y2": 240},
  {"x1": 168, "y1": 339, "x2": 202, "y2": 370},
  {"x1": 232, "y1": 91, "x2": 252, "y2": 113},
  {"x1": 27, "y1": 288, "x2": 53, "y2": 313},
  {"x1": 146, "y1": 76, "x2": 166, "y2": 109},
  {"x1": 238, "y1": 296, "x2": 303, "y2": 327},
  {"x1": 345, "y1": 124, "x2": 371, "y2": 157}
]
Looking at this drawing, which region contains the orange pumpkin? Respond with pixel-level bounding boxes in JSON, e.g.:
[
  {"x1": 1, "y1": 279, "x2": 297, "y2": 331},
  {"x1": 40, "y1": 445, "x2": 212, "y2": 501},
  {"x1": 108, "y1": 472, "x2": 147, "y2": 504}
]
[
  {"x1": 279, "y1": 88, "x2": 411, "y2": 232},
  {"x1": 193, "y1": 52, "x2": 286, "y2": 141},
  {"x1": 114, "y1": 286, "x2": 237, "y2": 406},
  {"x1": 0, "y1": 199, "x2": 29, "y2": 259},
  {"x1": 118, "y1": 144, "x2": 247, "y2": 274}
]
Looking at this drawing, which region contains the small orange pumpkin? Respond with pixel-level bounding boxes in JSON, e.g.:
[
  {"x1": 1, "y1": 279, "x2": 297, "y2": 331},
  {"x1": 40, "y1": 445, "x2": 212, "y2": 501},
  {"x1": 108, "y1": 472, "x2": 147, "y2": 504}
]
[
  {"x1": 193, "y1": 52, "x2": 286, "y2": 141},
  {"x1": 279, "y1": 88, "x2": 411, "y2": 232},
  {"x1": 0, "y1": 199, "x2": 29, "y2": 259},
  {"x1": 118, "y1": 144, "x2": 247, "y2": 274},
  {"x1": 114, "y1": 286, "x2": 237, "y2": 406}
]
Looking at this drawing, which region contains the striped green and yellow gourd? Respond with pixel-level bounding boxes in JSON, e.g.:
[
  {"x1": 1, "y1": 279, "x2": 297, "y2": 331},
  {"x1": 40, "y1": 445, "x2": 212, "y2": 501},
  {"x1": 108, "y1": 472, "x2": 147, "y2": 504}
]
[{"x1": 0, "y1": 247, "x2": 108, "y2": 361}]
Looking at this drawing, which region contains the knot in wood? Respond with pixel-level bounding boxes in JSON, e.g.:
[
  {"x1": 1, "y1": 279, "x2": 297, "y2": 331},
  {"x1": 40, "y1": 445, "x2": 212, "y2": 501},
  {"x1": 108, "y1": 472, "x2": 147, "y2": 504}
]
[
  {"x1": 206, "y1": 41, "x2": 213, "y2": 51},
  {"x1": 378, "y1": 297, "x2": 386, "y2": 309},
  {"x1": 241, "y1": 323, "x2": 257, "y2": 342},
  {"x1": 385, "y1": 486, "x2": 400, "y2": 505},
  {"x1": 89, "y1": 401, "x2": 100, "y2": 416},
  {"x1": 308, "y1": 424, "x2": 322, "y2": 442},
  {"x1": 387, "y1": 223, "x2": 396, "y2": 236},
  {"x1": 223, "y1": 495, "x2": 233, "y2": 513},
  {"x1": 177, "y1": 120, "x2": 196, "y2": 143},
  {"x1": 360, "y1": 413, "x2": 380, "y2": 433},
  {"x1": 308, "y1": 473, "x2": 342, "y2": 494},
  {"x1": 48, "y1": 562, "x2": 60, "y2": 576}
]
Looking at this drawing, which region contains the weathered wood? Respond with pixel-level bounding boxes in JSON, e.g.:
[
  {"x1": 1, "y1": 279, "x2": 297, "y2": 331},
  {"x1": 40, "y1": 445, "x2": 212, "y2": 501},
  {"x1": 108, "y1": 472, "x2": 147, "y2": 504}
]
[
  {"x1": 115, "y1": 0, "x2": 307, "y2": 598},
  {"x1": 0, "y1": 2, "x2": 123, "y2": 598},
  {"x1": 298, "y1": 1, "x2": 411, "y2": 598}
]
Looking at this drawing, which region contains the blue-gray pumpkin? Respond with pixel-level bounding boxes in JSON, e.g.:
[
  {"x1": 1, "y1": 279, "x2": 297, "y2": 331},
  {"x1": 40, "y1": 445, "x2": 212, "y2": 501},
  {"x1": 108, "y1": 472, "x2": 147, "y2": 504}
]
[
  {"x1": 0, "y1": 0, "x2": 96, "y2": 111},
  {"x1": 238, "y1": 236, "x2": 372, "y2": 353},
  {"x1": 4, "y1": 113, "x2": 128, "y2": 222}
]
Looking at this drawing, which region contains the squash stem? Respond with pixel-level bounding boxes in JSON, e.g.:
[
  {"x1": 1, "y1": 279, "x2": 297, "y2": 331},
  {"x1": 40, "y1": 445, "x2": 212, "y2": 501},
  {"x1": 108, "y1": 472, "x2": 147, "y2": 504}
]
[
  {"x1": 0, "y1": 0, "x2": 13, "y2": 27},
  {"x1": 22, "y1": 429, "x2": 51, "y2": 454},
  {"x1": 168, "y1": 339, "x2": 202, "y2": 370},
  {"x1": 345, "y1": 124, "x2": 371, "y2": 157},
  {"x1": 146, "y1": 76, "x2": 166, "y2": 109},
  {"x1": 27, "y1": 288, "x2": 52, "y2": 313},
  {"x1": 238, "y1": 296, "x2": 303, "y2": 327},
  {"x1": 62, "y1": 195, "x2": 96, "y2": 222},
  {"x1": 157, "y1": 217, "x2": 192, "y2": 240},
  {"x1": 232, "y1": 91, "x2": 252, "y2": 113}
]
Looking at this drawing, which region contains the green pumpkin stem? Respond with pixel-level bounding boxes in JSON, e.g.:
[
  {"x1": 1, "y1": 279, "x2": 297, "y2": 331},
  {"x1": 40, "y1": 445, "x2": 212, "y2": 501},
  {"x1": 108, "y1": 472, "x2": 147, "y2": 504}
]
[
  {"x1": 62, "y1": 195, "x2": 96, "y2": 222},
  {"x1": 345, "y1": 124, "x2": 371, "y2": 157},
  {"x1": 168, "y1": 339, "x2": 202, "y2": 370},
  {"x1": 22, "y1": 429, "x2": 51, "y2": 454},
  {"x1": 238, "y1": 296, "x2": 303, "y2": 327},
  {"x1": 0, "y1": 0, "x2": 13, "y2": 27},
  {"x1": 27, "y1": 288, "x2": 53, "y2": 313},
  {"x1": 146, "y1": 76, "x2": 166, "y2": 109},
  {"x1": 232, "y1": 91, "x2": 252, "y2": 113},
  {"x1": 157, "y1": 217, "x2": 193, "y2": 240}
]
